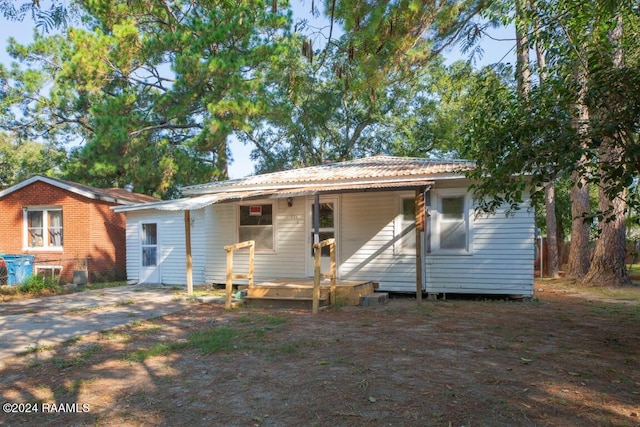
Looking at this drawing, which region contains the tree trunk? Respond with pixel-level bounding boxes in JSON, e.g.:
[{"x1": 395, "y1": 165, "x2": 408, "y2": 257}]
[
  {"x1": 567, "y1": 61, "x2": 591, "y2": 278},
  {"x1": 515, "y1": 0, "x2": 531, "y2": 98},
  {"x1": 568, "y1": 176, "x2": 590, "y2": 278},
  {"x1": 582, "y1": 12, "x2": 629, "y2": 287},
  {"x1": 544, "y1": 182, "x2": 559, "y2": 277},
  {"x1": 582, "y1": 188, "x2": 630, "y2": 286},
  {"x1": 556, "y1": 204, "x2": 566, "y2": 270},
  {"x1": 216, "y1": 140, "x2": 229, "y2": 179}
]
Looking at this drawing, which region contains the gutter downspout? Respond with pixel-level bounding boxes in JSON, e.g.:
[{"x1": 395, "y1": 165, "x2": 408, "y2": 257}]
[
  {"x1": 313, "y1": 193, "x2": 320, "y2": 250},
  {"x1": 415, "y1": 189, "x2": 424, "y2": 305}
]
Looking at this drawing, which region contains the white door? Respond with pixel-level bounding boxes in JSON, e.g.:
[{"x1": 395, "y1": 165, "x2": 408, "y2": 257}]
[
  {"x1": 307, "y1": 197, "x2": 339, "y2": 277},
  {"x1": 140, "y1": 222, "x2": 160, "y2": 284}
]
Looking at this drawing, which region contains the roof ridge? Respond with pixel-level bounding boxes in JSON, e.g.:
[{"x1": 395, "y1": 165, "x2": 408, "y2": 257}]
[
  {"x1": 182, "y1": 156, "x2": 475, "y2": 195},
  {"x1": 0, "y1": 175, "x2": 158, "y2": 205}
]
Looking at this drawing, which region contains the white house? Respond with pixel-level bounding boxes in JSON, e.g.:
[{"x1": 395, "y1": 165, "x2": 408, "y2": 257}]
[{"x1": 112, "y1": 156, "x2": 535, "y2": 296}]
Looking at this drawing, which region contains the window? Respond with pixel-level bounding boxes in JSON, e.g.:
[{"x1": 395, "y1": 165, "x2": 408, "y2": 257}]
[
  {"x1": 239, "y1": 204, "x2": 274, "y2": 250},
  {"x1": 25, "y1": 207, "x2": 63, "y2": 249},
  {"x1": 432, "y1": 193, "x2": 470, "y2": 253},
  {"x1": 396, "y1": 197, "x2": 416, "y2": 254}
]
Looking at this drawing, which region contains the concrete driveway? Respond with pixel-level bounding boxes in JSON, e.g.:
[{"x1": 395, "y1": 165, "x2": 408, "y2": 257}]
[{"x1": 0, "y1": 285, "x2": 191, "y2": 361}]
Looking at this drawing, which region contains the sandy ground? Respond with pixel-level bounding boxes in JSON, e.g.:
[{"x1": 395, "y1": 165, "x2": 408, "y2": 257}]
[{"x1": 1, "y1": 280, "x2": 639, "y2": 427}]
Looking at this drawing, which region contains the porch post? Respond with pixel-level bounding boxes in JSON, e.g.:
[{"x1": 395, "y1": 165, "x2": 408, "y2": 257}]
[
  {"x1": 415, "y1": 189, "x2": 425, "y2": 304},
  {"x1": 184, "y1": 210, "x2": 194, "y2": 296}
]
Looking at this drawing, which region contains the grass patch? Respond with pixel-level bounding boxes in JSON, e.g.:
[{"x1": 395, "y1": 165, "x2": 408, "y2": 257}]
[
  {"x1": 63, "y1": 378, "x2": 90, "y2": 394},
  {"x1": 333, "y1": 295, "x2": 349, "y2": 308},
  {"x1": 0, "y1": 280, "x2": 128, "y2": 300},
  {"x1": 590, "y1": 303, "x2": 640, "y2": 322},
  {"x1": 126, "y1": 326, "x2": 244, "y2": 362},
  {"x1": 53, "y1": 343, "x2": 101, "y2": 368},
  {"x1": 125, "y1": 315, "x2": 288, "y2": 362},
  {"x1": 188, "y1": 326, "x2": 239, "y2": 354},
  {"x1": 626, "y1": 264, "x2": 640, "y2": 277},
  {"x1": 267, "y1": 338, "x2": 318, "y2": 358},
  {"x1": 25, "y1": 344, "x2": 56, "y2": 353},
  {"x1": 488, "y1": 341, "x2": 511, "y2": 350},
  {"x1": 127, "y1": 342, "x2": 188, "y2": 363},
  {"x1": 237, "y1": 313, "x2": 288, "y2": 325},
  {"x1": 539, "y1": 278, "x2": 640, "y2": 301},
  {"x1": 100, "y1": 330, "x2": 132, "y2": 342},
  {"x1": 125, "y1": 314, "x2": 292, "y2": 362}
]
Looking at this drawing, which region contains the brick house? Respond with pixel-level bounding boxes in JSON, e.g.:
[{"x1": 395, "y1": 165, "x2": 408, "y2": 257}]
[{"x1": 0, "y1": 176, "x2": 158, "y2": 283}]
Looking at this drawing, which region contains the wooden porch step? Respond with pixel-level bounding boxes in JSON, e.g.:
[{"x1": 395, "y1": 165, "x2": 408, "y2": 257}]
[
  {"x1": 244, "y1": 295, "x2": 329, "y2": 309},
  {"x1": 238, "y1": 279, "x2": 377, "y2": 309},
  {"x1": 246, "y1": 287, "x2": 329, "y2": 300}
]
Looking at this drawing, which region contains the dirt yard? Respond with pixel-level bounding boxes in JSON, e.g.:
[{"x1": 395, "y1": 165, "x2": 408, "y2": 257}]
[{"x1": 1, "y1": 280, "x2": 639, "y2": 427}]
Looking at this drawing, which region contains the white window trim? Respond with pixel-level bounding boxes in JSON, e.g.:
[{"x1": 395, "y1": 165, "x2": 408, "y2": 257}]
[
  {"x1": 23, "y1": 206, "x2": 64, "y2": 251},
  {"x1": 395, "y1": 194, "x2": 417, "y2": 255},
  {"x1": 430, "y1": 190, "x2": 473, "y2": 255},
  {"x1": 237, "y1": 202, "x2": 276, "y2": 253},
  {"x1": 140, "y1": 222, "x2": 159, "y2": 267}
]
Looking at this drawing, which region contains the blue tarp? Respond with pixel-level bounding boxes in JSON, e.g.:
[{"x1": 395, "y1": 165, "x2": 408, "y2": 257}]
[{"x1": 0, "y1": 255, "x2": 35, "y2": 285}]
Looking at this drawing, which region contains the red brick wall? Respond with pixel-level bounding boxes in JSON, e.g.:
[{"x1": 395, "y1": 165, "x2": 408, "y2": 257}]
[{"x1": 0, "y1": 181, "x2": 127, "y2": 283}]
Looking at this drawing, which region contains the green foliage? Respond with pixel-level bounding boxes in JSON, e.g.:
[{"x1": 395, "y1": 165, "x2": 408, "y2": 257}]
[
  {"x1": 464, "y1": 66, "x2": 581, "y2": 213},
  {"x1": 0, "y1": 0, "x2": 75, "y2": 31},
  {"x1": 464, "y1": 0, "x2": 640, "y2": 219},
  {"x1": 2, "y1": 0, "x2": 636, "y2": 208},
  {"x1": 330, "y1": 0, "x2": 488, "y2": 77},
  {"x1": 3, "y1": 1, "x2": 295, "y2": 197},
  {"x1": 19, "y1": 274, "x2": 61, "y2": 294},
  {"x1": 0, "y1": 132, "x2": 66, "y2": 189}
]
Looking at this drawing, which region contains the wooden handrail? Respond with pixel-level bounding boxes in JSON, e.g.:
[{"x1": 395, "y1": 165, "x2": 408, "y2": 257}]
[
  {"x1": 224, "y1": 240, "x2": 255, "y2": 309},
  {"x1": 312, "y1": 237, "x2": 336, "y2": 314}
]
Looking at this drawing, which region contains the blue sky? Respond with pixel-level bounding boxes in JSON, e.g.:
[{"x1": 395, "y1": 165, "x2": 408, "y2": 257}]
[{"x1": 0, "y1": 7, "x2": 515, "y2": 179}]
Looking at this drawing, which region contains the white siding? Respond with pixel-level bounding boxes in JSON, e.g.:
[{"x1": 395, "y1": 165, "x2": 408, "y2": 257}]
[
  {"x1": 124, "y1": 212, "x2": 141, "y2": 282},
  {"x1": 205, "y1": 198, "x2": 307, "y2": 284},
  {"x1": 339, "y1": 190, "x2": 534, "y2": 296},
  {"x1": 124, "y1": 209, "x2": 207, "y2": 285},
  {"x1": 157, "y1": 209, "x2": 207, "y2": 285},
  {"x1": 124, "y1": 184, "x2": 533, "y2": 295},
  {"x1": 425, "y1": 203, "x2": 535, "y2": 296},
  {"x1": 340, "y1": 192, "x2": 417, "y2": 288}
]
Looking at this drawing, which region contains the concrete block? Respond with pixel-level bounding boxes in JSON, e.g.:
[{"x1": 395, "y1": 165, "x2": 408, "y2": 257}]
[{"x1": 360, "y1": 292, "x2": 389, "y2": 306}]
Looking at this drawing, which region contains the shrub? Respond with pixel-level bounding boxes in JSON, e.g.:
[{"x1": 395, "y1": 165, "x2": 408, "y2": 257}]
[{"x1": 19, "y1": 275, "x2": 61, "y2": 294}]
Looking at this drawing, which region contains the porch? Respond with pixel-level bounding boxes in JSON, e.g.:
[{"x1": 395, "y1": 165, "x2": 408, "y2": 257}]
[
  {"x1": 222, "y1": 239, "x2": 383, "y2": 311},
  {"x1": 239, "y1": 278, "x2": 378, "y2": 309}
]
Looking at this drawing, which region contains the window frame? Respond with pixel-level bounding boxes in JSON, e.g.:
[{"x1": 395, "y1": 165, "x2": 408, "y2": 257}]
[
  {"x1": 395, "y1": 194, "x2": 417, "y2": 255},
  {"x1": 237, "y1": 202, "x2": 276, "y2": 252},
  {"x1": 430, "y1": 191, "x2": 472, "y2": 255},
  {"x1": 23, "y1": 206, "x2": 64, "y2": 251}
]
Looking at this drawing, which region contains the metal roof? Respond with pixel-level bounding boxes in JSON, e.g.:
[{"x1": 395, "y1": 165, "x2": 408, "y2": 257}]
[
  {"x1": 112, "y1": 179, "x2": 434, "y2": 213},
  {"x1": 182, "y1": 156, "x2": 474, "y2": 196},
  {"x1": 112, "y1": 156, "x2": 472, "y2": 213},
  {"x1": 112, "y1": 193, "x2": 241, "y2": 212}
]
